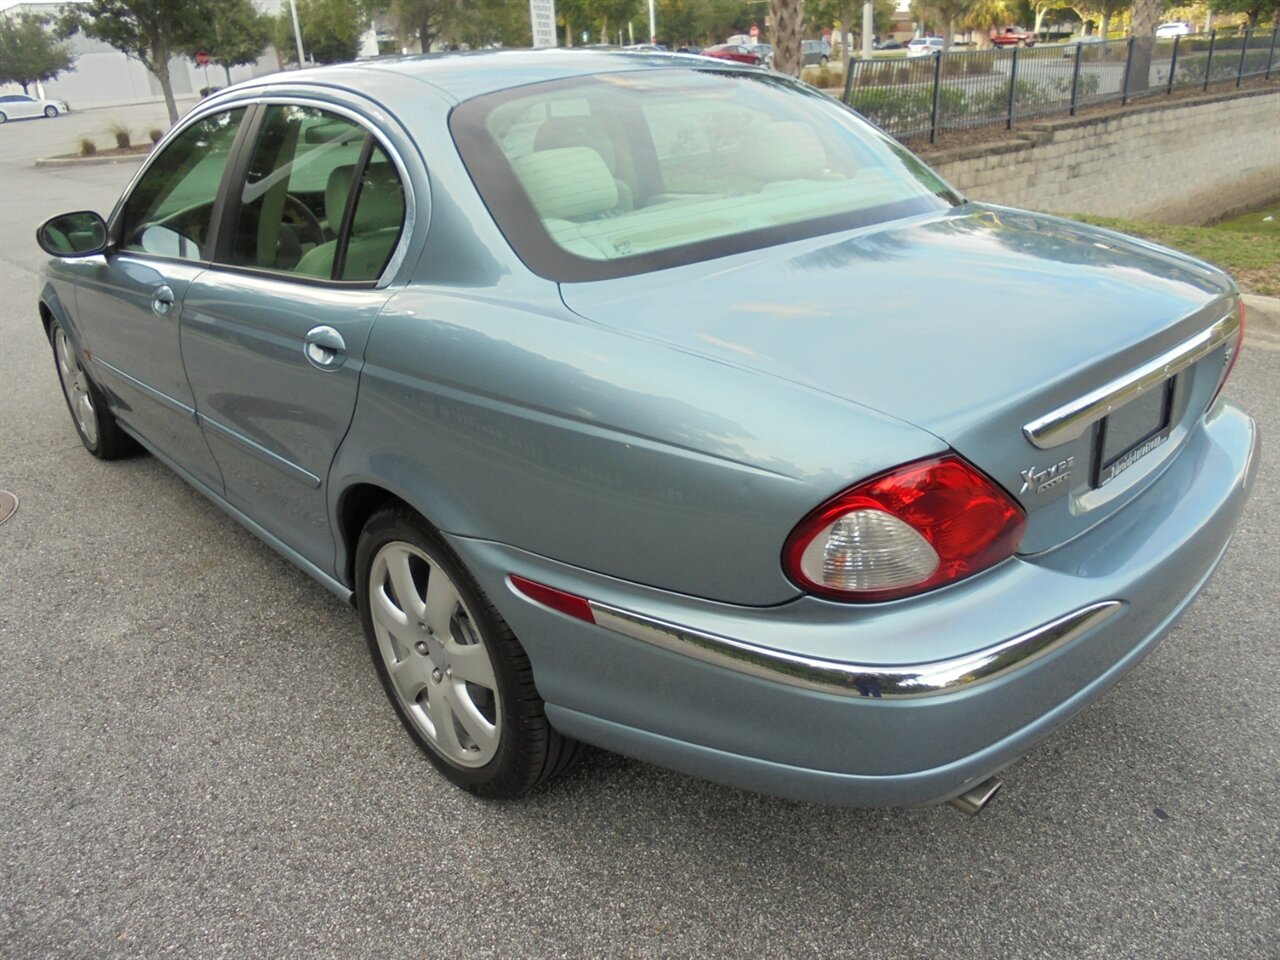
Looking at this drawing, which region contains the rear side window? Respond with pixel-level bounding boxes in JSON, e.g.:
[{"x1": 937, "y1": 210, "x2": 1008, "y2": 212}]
[
  {"x1": 451, "y1": 70, "x2": 957, "y2": 281},
  {"x1": 227, "y1": 104, "x2": 405, "y2": 281},
  {"x1": 118, "y1": 108, "x2": 246, "y2": 261}
]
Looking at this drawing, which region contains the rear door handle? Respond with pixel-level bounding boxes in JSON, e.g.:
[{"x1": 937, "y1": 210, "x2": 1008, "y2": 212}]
[{"x1": 304, "y1": 325, "x2": 346, "y2": 369}]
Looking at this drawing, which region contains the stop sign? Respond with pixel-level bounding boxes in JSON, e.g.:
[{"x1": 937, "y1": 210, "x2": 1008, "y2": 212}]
[
  {"x1": 750, "y1": 24, "x2": 759, "y2": 38},
  {"x1": 196, "y1": 51, "x2": 210, "y2": 66}
]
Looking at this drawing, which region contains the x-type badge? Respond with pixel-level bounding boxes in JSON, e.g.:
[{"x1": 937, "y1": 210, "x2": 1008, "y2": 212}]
[{"x1": 1020, "y1": 456, "x2": 1074, "y2": 495}]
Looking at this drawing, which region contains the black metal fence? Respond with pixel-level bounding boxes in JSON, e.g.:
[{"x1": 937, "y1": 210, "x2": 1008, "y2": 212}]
[{"x1": 842, "y1": 27, "x2": 1280, "y2": 142}]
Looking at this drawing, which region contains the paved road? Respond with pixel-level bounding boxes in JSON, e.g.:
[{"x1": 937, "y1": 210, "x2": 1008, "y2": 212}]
[{"x1": 2, "y1": 106, "x2": 1278, "y2": 960}]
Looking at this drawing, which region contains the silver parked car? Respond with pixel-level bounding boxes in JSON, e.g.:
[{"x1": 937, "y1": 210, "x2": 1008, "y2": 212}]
[
  {"x1": 36, "y1": 51, "x2": 1257, "y2": 812},
  {"x1": 0, "y1": 92, "x2": 69, "y2": 122}
]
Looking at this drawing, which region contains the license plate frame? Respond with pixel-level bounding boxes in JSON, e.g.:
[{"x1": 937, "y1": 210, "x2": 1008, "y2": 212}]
[{"x1": 1092, "y1": 378, "x2": 1176, "y2": 488}]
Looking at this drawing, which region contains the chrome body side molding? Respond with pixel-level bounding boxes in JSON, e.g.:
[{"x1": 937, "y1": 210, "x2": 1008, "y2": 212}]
[{"x1": 585, "y1": 599, "x2": 1125, "y2": 700}]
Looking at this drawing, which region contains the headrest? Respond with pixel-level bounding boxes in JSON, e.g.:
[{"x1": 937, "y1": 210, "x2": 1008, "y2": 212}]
[
  {"x1": 533, "y1": 116, "x2": 617, "y2": 172},
  {"x1": 325, "y1": 164, "x2": 356, "y2": 225},
  {"x1": 325, "y1": 163, "x2": 403, "y2": 234},
  {"x1": 352, "y1": 163, "x2": 404, "y2": 234},
  {"x1": 511, "y1": 147, "x2": 618, "y2": 221},
  {"x1": 742, "y1": 121, "x2": 828, "y2": 181}
]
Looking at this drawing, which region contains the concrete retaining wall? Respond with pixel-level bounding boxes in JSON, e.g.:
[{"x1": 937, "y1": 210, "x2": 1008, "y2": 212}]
[{"x1": 927, "y1": 87, "x2": 1280, "y2": 224}]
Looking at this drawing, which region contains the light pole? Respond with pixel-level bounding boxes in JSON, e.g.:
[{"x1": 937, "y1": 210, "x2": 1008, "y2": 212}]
[
  {"x1": 289, "y1": 0, "x2": 307, "y2": 67},
  {"x1": 648, "y1": 0, "x2": 656, "y2": 43}
]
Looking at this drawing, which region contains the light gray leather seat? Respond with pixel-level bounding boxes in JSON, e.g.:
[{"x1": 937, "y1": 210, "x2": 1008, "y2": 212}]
[{"x1": 297, "y1": 162, "x2": 404, "y2": 280}]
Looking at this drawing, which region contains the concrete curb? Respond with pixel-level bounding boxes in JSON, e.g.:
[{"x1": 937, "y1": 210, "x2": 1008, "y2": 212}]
[
  {"x1": 1242, "y1": 294, "x2": 1280, "y2": 348},
  {"x1": 35, "y1": 152, "x2": 150, "y2": 168}
]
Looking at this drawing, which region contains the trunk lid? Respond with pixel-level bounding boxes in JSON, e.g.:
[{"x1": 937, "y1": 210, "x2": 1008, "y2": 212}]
[{"x1": 558, "y1": 205, "x2": 1238, "y2": 552}]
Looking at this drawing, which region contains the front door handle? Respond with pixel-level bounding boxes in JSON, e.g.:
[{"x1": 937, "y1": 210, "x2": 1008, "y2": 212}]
[
  {"x1": 304, "y1": 325, "x2": 346, "y2": 369},
  {"x1": 151, "y1": 284, "x2": 175, "y2": 317}
]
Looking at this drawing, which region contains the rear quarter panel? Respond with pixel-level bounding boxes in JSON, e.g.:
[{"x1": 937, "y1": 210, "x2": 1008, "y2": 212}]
[{"x1": 330, "y1": 287, "x2": 946, "y2": 605}]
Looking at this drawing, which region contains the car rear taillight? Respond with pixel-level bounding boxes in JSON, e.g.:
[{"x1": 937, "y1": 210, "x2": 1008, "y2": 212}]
[
  {"x1": 1209, "y1": 298, "x2": 1246, "y2": 407},
  {"x1": 783, "y1": 454, "x2": 1026, "y2": 602}
]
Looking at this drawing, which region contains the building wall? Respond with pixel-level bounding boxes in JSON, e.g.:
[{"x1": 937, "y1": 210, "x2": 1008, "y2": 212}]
[{"x1": 927, "y1": 87, "x2": 1280, "y2": 224}]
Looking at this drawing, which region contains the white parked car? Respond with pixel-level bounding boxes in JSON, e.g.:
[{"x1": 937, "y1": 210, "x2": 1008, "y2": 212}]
[
  {"x1": 0, "y1": 93, "x2": 69, "y2": 123},
  {"x1": 1155, "y1": 22, "x2": 1193, "y2": 38},
  {"x1": 907, "y1": 37, "x2": 945, "y2": 57}
]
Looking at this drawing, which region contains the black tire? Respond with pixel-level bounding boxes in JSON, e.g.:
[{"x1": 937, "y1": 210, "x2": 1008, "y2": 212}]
[
  {"x1": 0, "y1": 112, "x2": 8, "y2": 124},
  {"x1": 44, "y1": 105, "x2": 58, "y2": 118},
  {"x1": 355, "y1": 505, "x2": 579, "y2": 798},
  {"x1": 48, "y1": 320, "x2": 138, "y2": 460}
]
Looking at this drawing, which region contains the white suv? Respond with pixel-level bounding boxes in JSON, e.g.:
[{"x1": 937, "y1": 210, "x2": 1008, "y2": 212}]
[
  {"x1": 1155, "y1": 22, "x2": 1192, "y2": 38},
  {"x1": 906, "y1": 37, "x2": 945, "y2": 57}
]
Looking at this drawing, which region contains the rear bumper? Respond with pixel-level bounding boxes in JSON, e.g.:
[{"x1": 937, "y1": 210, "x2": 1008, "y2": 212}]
[{"x1": 451, "y1": 402, "x2": 1258, "y2": 807}]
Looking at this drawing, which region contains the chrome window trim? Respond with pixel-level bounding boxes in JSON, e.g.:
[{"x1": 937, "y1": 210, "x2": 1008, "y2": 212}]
[
  {"x1": 1023, "y1": 306, "x2": 1240, "y2": 450},
  {"x1": 108, "y1": 94, "x2": 419, "y2": 289},
  {"x1": 240, "y1": 96, "x2": 418, "y2": 287},
  {"x1": 550, "y1": 596, "x2": 1124, "y2": 700}
]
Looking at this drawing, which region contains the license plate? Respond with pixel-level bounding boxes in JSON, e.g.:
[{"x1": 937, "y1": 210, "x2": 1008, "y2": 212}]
[{"x1": 1094, "y1": 379, "x2": 1175, "y2": 487}]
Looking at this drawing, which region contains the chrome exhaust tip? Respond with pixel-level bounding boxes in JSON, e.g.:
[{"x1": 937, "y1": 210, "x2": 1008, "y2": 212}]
[{"x1": 947, "y1": 777, "x2": 1002, "y2": 816}]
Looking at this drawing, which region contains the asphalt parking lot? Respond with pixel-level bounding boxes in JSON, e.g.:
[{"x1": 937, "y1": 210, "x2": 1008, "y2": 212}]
[{"x1": 1, "y1": 103, "x2": 1278, "y2": 960}]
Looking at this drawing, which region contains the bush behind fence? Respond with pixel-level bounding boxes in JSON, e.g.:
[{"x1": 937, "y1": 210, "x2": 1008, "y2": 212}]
[{"x1": 843, "y1": 27, "x2": 1280, "y2": 142}]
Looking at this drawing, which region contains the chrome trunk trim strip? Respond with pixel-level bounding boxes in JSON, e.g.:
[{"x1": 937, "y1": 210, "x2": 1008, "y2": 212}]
[
  {"x1": 586, "y1": 599, "x2": 1124, "y2": 700},
  {"x1": 1023, "y1": 307, "x2": 1239, "y2": 449}
]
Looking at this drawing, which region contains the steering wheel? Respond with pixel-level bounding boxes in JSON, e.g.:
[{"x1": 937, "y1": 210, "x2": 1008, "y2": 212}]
[{"x1": 283, "y1": 194, "x2": 326, "y2": 248}]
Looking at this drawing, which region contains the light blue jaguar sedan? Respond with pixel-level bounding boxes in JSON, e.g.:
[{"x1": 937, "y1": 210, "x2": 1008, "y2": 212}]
[{"x1": 36, "y1": 50, "x2": 1258, "y2": 813}]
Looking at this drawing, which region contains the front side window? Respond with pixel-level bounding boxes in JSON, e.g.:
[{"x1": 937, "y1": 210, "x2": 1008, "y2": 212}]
[
  {"x1": 451, "y1": 70, "x2": 958, "y2": 281},
  {"x1": 228, "y1": 104, "x2": 405, "y2": 281},
  {"x1": 118, "y1": 108, "x2": 246, "y2": 261}
]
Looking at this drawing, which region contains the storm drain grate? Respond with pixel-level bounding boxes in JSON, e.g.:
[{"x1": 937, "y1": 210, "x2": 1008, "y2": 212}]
[{"x1": 0, "y1": 490, "x2": 17, "y2": 526}]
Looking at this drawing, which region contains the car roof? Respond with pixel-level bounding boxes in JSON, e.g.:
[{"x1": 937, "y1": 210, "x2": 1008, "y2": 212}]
[{"x1": 232, "y1": 48, "x2": 744, "y2": 105}]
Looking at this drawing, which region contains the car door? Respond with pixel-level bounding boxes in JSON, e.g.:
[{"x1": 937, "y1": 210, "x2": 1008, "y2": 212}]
[
  {"x1": 181, "y1": 102, "x2": 410, "y2": 571},
  {"x1": 69, "y1": 107, "x2": 248, "y2": 491}
]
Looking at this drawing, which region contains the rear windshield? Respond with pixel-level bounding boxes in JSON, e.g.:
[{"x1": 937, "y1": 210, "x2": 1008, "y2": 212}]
[{"x1": 450, "y1": 69, "x2": 959, "y2": 281}]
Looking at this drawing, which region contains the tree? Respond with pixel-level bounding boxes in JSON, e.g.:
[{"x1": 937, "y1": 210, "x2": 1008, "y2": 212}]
[
  {"x1": 448, "y1": 0, "x2": 533, "y2": 47},
  {"x1": 182, "y1": 0, "x2": 270, "y2": 86},
  {"x1": 0, "y1": 13, "x2": 76, "y2": 95},
  {"x1": 381, "y1": 0, "x2": 451, "y2": 52},
  {"x1": 770, "y1": 0, "x2": 805, "y2": 75},
  {"x1": 911, "y1": 0, "x2": 972, "y2": 47},
  {"x1": 1080, "y1": 0, "x2": 1130, "y2": 37},
  {"x1": 273, "y1": 0, "x2": 363, "y2": 65},
  {"x1": 965, "y1": 0, "x2": 1015, "y2": 45},
  {"x1": 808, "y1": 0, "x2": 894, "y2": 58},
  {"x1": 1126, "y1": 0, "x2": 1164, "y2": 92},
  {"x1": 1213, "y1": 0, "x2": 1277, "y2": 27},
  {"x1": 657, "y1": 0, "x2": 702, "y2": 45},
  {"x1": 557, "y1": 0, "x2": 591, "y2": 45},
  {"x1": 60, "y1": 0, "x2": 209, "y2": 125},
  {"x1": 1027, "y1": 0, "x2": 1065, "y2": 34},
  {"x1": 583, "y1": 0, "x2": 644, "y2": 43}
]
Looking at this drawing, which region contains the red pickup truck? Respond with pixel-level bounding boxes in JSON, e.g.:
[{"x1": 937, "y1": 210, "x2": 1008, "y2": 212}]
[{"x1": 990, "y1": 27, "x2": 1038, "y2": 47}]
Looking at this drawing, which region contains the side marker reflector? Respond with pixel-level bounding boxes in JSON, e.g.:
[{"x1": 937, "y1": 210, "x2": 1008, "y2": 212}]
[{"x1": 510, "y1": 575, "x2": 596, "y2": 623}]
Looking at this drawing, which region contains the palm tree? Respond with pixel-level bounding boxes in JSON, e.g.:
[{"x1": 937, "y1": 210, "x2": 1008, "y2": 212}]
[
  {"x1": 965, "y1": 0, "x2": 1013, "y2": 48},
  {"x1": 770, "y1": 0, "x2": 804, "y2": 76}
]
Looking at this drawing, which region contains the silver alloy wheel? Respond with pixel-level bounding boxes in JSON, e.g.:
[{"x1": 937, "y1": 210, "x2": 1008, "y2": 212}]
[
  {"x1": 368, "y1": 540, "x2": 501, "y2": 768},
  {"x1": 54, "y1": 328, "x2": 98, "y2": 447}
]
